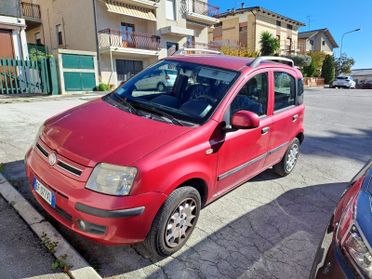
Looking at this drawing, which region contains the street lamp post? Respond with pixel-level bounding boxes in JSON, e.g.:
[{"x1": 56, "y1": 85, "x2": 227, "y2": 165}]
[{"x1": 340, "y1": 28, "x2": 361, "y2": 57}]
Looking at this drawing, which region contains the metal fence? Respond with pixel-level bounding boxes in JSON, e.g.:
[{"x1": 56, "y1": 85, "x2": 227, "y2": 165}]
[{"x1": 0, "y1": 57, "x2": 58, "y2": 94}]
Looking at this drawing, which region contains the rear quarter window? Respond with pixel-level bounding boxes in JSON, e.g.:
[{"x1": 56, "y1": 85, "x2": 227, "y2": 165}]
[{"x1": 297, "y1": 78, "x2": 304, "y2": 105}]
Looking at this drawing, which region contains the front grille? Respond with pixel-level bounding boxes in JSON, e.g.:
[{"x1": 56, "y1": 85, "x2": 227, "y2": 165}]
[
  {"x1": 36, "y1": 141, "x2": 83, "y2": 177},
  {"x1": 57, "y1": 160, "x2": 82, "y2": 176},
  {"x1": 36, "y1": 143, "x2": 48, "y2": 157}
]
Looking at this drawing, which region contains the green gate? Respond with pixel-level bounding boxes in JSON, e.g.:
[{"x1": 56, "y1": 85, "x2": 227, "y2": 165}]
[
  {"x1": 62, "y1": 54, "x2": 96, "y2": 92},
  {"x1": 0, "y1": 57, "x2": 58, "y2": 94}
]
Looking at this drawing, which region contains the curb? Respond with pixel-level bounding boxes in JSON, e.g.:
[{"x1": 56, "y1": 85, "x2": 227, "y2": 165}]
[{"x1": 0, "y1": 174, "x2": 102, "y2": 279}]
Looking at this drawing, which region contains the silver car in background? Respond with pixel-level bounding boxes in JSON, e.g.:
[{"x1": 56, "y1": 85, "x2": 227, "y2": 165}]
[{"x1": 332, "y1": 76, "x2": 356, "y2": 89}]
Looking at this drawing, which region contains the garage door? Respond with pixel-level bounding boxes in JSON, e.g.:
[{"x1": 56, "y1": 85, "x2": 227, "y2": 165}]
[
  {"x1": 0, "y1": 30, "x2": 14, "y2": 58},
  {"x1": 62, "y1": 54, "x2": 96, "y2": 91}
]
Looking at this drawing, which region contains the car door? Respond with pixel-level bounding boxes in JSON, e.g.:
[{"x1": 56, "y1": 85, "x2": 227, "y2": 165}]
[
  {"x1": 215, "y1": 71, "x2": 272, "y2": 195},
  {"x1": 264, "y1": 70, "x2": 304, "y2": 168}
]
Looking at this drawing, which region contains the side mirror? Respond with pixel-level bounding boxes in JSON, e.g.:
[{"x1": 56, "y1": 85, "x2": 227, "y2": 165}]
[{"x1": 231, "y1": 110, "x2": 260, "y2": 130}]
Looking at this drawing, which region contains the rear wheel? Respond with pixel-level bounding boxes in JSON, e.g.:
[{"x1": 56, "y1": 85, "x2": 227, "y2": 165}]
[
  {"x1": 273, "y1": 138, "x2": 300, "y2": 177},
  {"x1": 145, "y1": 186, "x2": 201, "y2": 257}
]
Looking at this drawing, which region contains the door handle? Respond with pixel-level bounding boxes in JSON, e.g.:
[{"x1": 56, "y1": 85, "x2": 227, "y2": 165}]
[
  {"x1": 261, "y1": 127, "x2": 270, "y2": 135},
  {"x1": 292, "y1": 114, "x2": 298, "y2": 122}
]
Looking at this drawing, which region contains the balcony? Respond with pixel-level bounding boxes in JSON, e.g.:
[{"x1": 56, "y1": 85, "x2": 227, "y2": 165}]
[
  {"x1": 98, "y1": 29, "x2": 160, "y2": 57},
  {"x1": 21, "y1": 2, "x2": 42, "y2": 29},
  {"x1": 185, "y1": 0, "x2": 220, "y2": 25}
]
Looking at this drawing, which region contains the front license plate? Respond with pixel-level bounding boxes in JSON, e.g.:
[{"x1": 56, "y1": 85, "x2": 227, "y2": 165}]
[{"x1": 33, "y1": 178, "x2": 55, "y2": 208}]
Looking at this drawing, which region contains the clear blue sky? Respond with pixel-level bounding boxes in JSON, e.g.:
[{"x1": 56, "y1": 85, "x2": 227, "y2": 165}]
[{"x1": 210, "y1": 0, "x2": 372, "y2": 69}]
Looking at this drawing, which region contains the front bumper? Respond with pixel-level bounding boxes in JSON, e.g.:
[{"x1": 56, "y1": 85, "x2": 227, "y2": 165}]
[
  {"x1": 310, "y1": 218, "x2": 356, "y2": 279},
  {"x1": 25, "y1": 146, "x2": 167, "y2": 244}
]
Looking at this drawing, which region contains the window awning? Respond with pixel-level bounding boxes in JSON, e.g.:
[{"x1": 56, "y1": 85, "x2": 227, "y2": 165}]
[{"x1": 106, "y1": 0, "x2": 156, "y2": 21}]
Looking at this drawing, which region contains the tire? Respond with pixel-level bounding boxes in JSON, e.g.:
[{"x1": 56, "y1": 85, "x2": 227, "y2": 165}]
[
  {"x1": 273, "y1": 138, "x2": 300, "y2": 177},
  {"x1": 145, "y1": 186, "x2": 201, "y2": 257},
  {"x1": 157, "y1": 82, "x2": 165, "y2": 92}
]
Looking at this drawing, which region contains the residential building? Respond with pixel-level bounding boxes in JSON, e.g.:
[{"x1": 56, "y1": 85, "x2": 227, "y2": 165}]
[
  {"x1": 0, "y1": 0, "x2": 29, "y2": 59},
  {"x1": 298, "y1": 28, "x2": 338, "y2": 55},
  {"x1": 23, "y1": 0, "x2": 219, "y2": 93},
  {"x1": 351, "y1": 68, "x2": 372, "y2": 86},
  {"x1": 209, "y1": 5, "x2": 305, "y2": 55}
]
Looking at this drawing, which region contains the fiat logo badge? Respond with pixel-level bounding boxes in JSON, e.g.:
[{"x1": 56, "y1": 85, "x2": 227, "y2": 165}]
[{"x1": 48, "y1": 152, "x2": 57, "y2": 166}]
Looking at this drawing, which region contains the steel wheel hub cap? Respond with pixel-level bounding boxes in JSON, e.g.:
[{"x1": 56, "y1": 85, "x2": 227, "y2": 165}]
[
  {"x1": 165, "y1": 198, "x2": 197, "y2": 248},
  {"x1": 286, "y1": 144, "x2": 299, "y2": 172}
]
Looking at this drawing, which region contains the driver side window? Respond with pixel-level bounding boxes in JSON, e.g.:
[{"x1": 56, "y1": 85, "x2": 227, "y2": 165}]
[{"x1": 231, "y1": 72, "x2": 268, "y2": 117}]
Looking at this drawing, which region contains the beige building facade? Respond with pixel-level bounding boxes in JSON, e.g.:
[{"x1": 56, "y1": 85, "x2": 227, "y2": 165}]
[
  {"x1": 209, "y1": 6, "x2": 305, "y2": 56},
  {"x1": 298, "y1": 28, "x2": 338, "y2": 55},
  {"x1": 23, "y1": 0, "x2": 219, "y2": 89}
]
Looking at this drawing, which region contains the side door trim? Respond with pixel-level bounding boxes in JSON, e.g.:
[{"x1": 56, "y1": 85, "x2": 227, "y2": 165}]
[{"x1": 217, "y1": 141, "x2": 289, "y2": 181}]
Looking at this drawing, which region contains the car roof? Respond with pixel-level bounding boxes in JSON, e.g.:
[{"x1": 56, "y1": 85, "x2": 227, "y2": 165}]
[{"x1": 166, "y1": 54, "x2": 296, "y2": 72}]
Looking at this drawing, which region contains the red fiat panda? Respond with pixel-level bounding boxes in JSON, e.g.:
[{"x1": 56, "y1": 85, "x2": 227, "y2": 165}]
[{"x1": 25, "y1": 52, "x2": 305, "y2": 257}]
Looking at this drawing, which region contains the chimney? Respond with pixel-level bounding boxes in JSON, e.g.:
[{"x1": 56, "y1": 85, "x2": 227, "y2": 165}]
[{"x1": 241, "y1": 2, "x2": 245, "y2": 9}]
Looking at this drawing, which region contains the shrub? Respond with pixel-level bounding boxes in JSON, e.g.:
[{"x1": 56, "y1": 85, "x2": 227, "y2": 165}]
[
  {"x1": 302, "y1": 58, "x2": 316, "y2": 77},
  {"x1": 97, "y1": 83, "x2": 110, "y2": 91}
]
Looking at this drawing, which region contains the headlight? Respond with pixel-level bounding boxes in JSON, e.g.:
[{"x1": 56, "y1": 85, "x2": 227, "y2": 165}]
[
  {"x1": 86, "y1": 163, "x2": 137, "y2": 196},
  {"x1": 342, "y1": 225, "x2": 372, "y2": 277},
  {"x1": 33, "y1": 124, "x2": 45, "y2": 146}
]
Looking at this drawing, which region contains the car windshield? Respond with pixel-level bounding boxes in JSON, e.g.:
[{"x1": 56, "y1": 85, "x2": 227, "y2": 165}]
[{"x1": 109, "y1": 60, "x2": 239, "y2": 125}]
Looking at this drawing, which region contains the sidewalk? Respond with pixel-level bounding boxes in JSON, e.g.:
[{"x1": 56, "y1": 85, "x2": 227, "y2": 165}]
[
  {"x1": 0, "y1": 195, "x2": 68, "y2": 279},
  {"x1": 0, "y1": 91, "x2": 107, "y2": 104}
]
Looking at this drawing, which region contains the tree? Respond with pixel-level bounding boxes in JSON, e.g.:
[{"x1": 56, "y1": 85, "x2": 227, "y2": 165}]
[
  {"x1": 285, "y1": 54, "x2": 312, "y2": 68},
  {"x1": 259, "y1": 32, "x2": 280, "y2": 56},
  {"x1": 220, "y1": 46, "x2": 259, "y2": 58},
  {"x1": 321, "y1": 55, "x2": 335, "y2": 84},
  {"x1": 335, "y1": 54, "x2": 355, "y2": 76},
  {"x1": 306, "y1": 51, "x2": 327, "y2": 77}
]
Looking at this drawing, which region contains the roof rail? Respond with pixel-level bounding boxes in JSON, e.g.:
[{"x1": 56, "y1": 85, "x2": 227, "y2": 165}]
[
  {"x1": 249, "y1": 56, "x2": 294, "y2": 68},
  {"x1": 173, "y1": 48, "x2": 222, "y2": 56}
]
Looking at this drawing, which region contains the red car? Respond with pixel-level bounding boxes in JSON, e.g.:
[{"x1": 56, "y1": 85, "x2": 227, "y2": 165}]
[{"x1": 25, "y1": 53, "x2": 305, "y2": 256}]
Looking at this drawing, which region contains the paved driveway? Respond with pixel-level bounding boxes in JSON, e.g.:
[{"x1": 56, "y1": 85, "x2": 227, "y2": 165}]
[{"x1": 1, "y1": 89, "x2": 371, "y2": 278}]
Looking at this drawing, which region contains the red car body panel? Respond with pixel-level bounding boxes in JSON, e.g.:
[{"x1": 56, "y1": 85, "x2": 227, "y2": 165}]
[{"x1": 25, "y1": 55, "x2": 305, "y2": 245}]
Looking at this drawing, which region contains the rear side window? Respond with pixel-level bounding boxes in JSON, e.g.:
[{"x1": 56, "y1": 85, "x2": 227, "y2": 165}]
[
  {"x1": 297, "y1": 78, "x2": 304, "y2": 105},
  {"x1": 274, "y1": 72, "x2": 296, "y2": 111}
]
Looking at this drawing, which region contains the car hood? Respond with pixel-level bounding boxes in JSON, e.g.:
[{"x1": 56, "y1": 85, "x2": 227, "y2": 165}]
[{"x1": 41, "y1": 98, "x2": 191, "y2": 167}]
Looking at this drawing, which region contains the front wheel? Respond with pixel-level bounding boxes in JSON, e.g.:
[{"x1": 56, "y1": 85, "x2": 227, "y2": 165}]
[
  {"x1": 157, "y1": 82, "x2": 165, "y2": 92},
  {"x1": 145, "y1": 186, "x2": 201, "y2": 257},
  {"x1": 273, "y1": 138, "x2": 300, "y2": 177}
]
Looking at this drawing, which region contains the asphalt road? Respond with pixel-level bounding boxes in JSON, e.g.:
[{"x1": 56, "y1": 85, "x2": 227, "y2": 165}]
[{"x1": 1, "y1": 88, "x2": 372, "y2": 278}]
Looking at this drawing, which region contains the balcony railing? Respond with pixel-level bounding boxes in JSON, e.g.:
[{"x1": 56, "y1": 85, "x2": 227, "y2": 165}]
[
  {"x1": 187, "y1": 0, "x2": 219, "y2": 17},
  {"x1": 183, "y1": 41, "x2": 220, "y2": 51},
  {"x1": 98, "y1": 29, "x2": 160, "y2": 51},
  {"x1": 21, "y1": 2, "x2": 41, "y2": 20}
]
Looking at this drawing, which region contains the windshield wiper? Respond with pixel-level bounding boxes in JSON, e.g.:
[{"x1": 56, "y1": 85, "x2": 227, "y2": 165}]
[
  {"x1": 130, "y1": 101, "x2": 185, "y2": 126},
  {"x1": 112, "y1": 93, "x2": 140, "y2": 115}
]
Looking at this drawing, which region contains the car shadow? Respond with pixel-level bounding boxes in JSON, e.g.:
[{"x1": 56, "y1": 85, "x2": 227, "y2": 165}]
[
  {"x1": 1, "y1": 159, "x2": 347, "y2": 278},
  {"x1": 301, "y1": 128, "x2": 372, "y2": 164}
]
